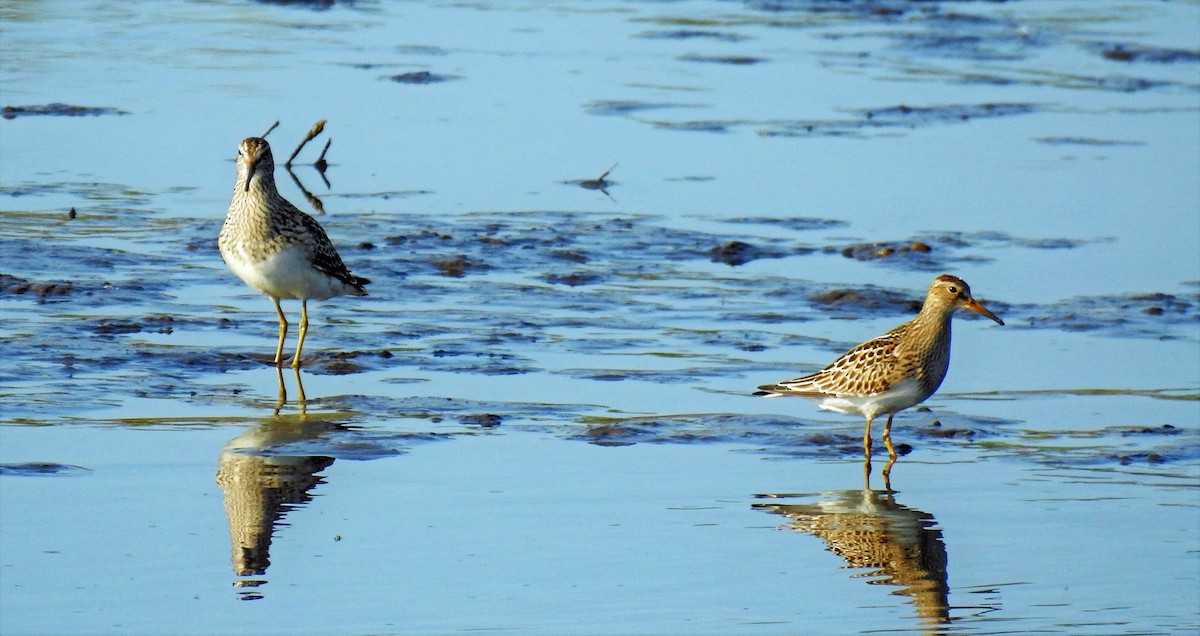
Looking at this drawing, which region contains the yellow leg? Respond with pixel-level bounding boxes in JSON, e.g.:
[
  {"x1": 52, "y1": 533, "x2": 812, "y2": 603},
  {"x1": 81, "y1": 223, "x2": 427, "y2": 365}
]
[
  {"x1": 882, "y1": 455, "x2": 895, "y2": 493},
  {"x1": 863, "y1": 415, "x2": 874, "y2": 458},
  {"x1": 883, "y1": 413, "x2": 897, "y2": 459},
  {"x1": 291, "y1": 299, "x2": 309, "y2": 369},
  {"x1": 273, "y1": 366, "x2": 308, "y2": 415},
  {"x1": 292, "y1": 365, "x2": 307, "y2": 405},
  {"x1": 274, "y1": 366, "x2": 287, "y2": 415},
  {"x1": 272, "y1": 298, "x2": 288, "y2": 367}
]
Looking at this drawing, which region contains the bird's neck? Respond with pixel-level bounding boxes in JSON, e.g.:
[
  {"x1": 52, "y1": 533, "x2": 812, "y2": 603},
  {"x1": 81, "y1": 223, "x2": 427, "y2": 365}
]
[
  {"x1": 232, "y1": 175, "x2": 276, "y2": 208},
  {"x1": 907, "y1": 304, "x2": 954, "y2": 347}
]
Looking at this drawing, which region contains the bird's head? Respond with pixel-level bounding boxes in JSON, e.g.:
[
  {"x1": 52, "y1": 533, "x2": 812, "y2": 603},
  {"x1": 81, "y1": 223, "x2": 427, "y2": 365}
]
[
  {"x1": 237, "y1": 137, "x2": 274, "y2": 193},
  {"x1": 929, "y1": 274, "x2": 1004, "y2": 325}
]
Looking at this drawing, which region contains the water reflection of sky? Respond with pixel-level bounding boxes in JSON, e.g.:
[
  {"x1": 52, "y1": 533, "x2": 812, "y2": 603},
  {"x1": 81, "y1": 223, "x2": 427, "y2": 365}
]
[
  {"x1": 4, "y1": 1, "x2": 1197, "y2": 299},
  {"x1": 1, "y1": 1, "x2": 1198, "y2": 634}
]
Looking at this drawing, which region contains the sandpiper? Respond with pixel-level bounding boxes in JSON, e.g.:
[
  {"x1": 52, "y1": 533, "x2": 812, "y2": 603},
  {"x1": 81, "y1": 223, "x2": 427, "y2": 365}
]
[
  {"x1": 219, "y1": 137, "x2": 369, "y2": 368},
  {"x1": 756, "y1": 275, "x2": 1003, "y2": 458}
]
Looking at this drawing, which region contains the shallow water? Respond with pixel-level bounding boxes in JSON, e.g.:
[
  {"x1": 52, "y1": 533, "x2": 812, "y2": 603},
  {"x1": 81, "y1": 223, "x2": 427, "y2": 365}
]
[{"x1": 2, "y1": 1, "x2": 1199, "y2": 634}]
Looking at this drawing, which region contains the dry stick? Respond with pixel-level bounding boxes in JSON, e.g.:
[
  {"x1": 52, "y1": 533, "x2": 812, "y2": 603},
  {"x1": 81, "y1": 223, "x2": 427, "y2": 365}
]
[
  {"x1": 262, "y1": 120, "x2": 280, "y2": 139},
  {"x1": 579, "y1": 163, "x2": 618, "y2": 204},
  {"x1": 581, "y1": 163, "x2": 618, "y2": 189},
  {"x1": 596, "y1": 162, "x2": 618, "y2": 183},
  {"x1": 286, "y1": 119, "x2": 327, "y2": 167}
]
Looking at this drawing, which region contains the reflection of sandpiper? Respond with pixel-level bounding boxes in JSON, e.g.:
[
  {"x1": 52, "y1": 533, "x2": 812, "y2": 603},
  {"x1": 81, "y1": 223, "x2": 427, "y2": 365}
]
[
  {"x1": 756, "y1": 275, "x2": 1003, "y2": 466},
  {"x1": 219, "y1": 136, "x2": 369, "y2": 368},
  {"x1": 215, "y1": 406, "x2": 337, "y2": 598},
  {"x1": 275, "y1": 366, "x2": 307, "y2": 415},
  {"x1": 755, "y1": 486, "x2": 950, "y2": 626}
]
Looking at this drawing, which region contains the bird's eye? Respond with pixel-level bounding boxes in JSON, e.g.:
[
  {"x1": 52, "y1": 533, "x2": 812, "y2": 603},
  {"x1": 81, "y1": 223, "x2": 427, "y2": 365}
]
[{"x1": 948, "y1": 286, "x2": 959, "y2": 294}]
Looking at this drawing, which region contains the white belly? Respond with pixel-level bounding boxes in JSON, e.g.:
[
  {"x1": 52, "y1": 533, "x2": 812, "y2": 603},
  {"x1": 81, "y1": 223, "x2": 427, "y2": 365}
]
[
  {"x1": 223, "y1": 244, "x2": 353, "y2": 301},
  {"x1": 813, "y1": 377, "x2": 927, "y2": 420}
]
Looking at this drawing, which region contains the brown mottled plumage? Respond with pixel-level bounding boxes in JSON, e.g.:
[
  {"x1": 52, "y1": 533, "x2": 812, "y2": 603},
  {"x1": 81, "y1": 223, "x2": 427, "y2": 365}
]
[
  {"x1": 219, "y1": 137, "x2": 369, "y2": 368},
  {"x1": 757, "y1": 275, "x2": 1003, "y2": 458}
]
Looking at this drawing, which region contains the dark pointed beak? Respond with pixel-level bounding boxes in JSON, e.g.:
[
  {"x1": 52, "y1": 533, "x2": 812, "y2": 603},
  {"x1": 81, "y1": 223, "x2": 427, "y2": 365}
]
[
  {"x1": 243, "y1": 157, "x2": 257, "y2": 192},
  {"x1": 965, "y1": 297, "x2": 1004, "y2": 325}
]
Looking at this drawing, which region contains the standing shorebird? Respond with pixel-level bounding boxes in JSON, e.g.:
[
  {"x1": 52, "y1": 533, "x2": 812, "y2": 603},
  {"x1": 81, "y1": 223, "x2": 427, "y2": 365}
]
[
  {"x1": 756, "y1": 275, "x2": 1003, "y2": 459},
  {"x1": 219, "y1": 137, "x2": 369, "y2": 368}
]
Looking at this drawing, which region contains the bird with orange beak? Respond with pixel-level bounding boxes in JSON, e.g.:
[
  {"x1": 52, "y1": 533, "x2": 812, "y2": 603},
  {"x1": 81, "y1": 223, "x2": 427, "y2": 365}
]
[{"x1": 756, "y1": 274, "x2": 1004, "y2": 459}]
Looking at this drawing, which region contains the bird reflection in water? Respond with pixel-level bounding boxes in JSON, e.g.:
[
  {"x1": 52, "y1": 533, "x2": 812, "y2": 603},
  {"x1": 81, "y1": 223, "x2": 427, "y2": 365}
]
[
  {"x1": 215, "y1": 368, "x2": 335, "y2": 600},
  {"x1": 754, "y1": 465, "x2": 950, "y2": 627},
  {"x1": 274, "y1": 364, "x2": 306, "y2": 415}
]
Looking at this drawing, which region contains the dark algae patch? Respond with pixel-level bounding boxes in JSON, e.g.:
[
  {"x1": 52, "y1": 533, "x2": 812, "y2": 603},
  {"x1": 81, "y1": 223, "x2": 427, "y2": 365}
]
[
  {"x1": 2, "y1": 103, "x2": 128, "y2": 119},
  {"x1": 1092, "y1": 43, "x2": 1200, "y2": 64},
  {"x1": 859, "y1": 102, "x2": 1038, "y2": 124},
  {"x1": 1020, "y1": 291, "x2": 1200, "y2": 340},
  {"x1": 762, "y1": 102, "x2": 1042, "y2": 138},
  {"x1": 808, "y1": 287, "x2": 924, "y2": 315},
  {"x1": 627, "y1": 0, "x2": 1198, "y2": 141},
  {"x1": 4, "y1": 199, "x2": 1187, "y2": 425},
  {"x1": 0, "y1": 463, "x2": 92, "y2": 476},
  {"x1": 386, "y1": 71, "x2": 456, "y2": 84},
  {"x1": 678, "y1": 53, "x2": 766, "y2": 65},
  {"x1": 431, "y1": 255, "x2": 491, "y2": 278},
  {"x1": 635, "y1": 29, "x2": 751, "y2": 42},
  {"x1": 709, "y1": 240, "x2": 792, "y2": 266},
  {"x1": 632, "y1": 101, "x2": 1044, "y2": 139},
  {"x1": 1034, "y1": 136, "x2": 1143, "y2": 147},
  {"x1": 834, "y1": 241, "x2": 935, "y2": 266},
  {"x1": 724, "y1": 216, "x2": 847, "y2": 232},
  {"x1": 583, "y1": 100, "x2": 700, "y2": 117},
  {"x1": 0, "y1": 274, "x2": 74, "y2": 300}
]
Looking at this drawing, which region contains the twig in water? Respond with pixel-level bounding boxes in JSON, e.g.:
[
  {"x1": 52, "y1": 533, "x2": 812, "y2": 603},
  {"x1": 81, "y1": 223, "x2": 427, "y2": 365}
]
[
  {"x1": 315, "y1": 138, "x2": 332, "y2": 173},
  {"x1": 261, "y1": 121, "x2": 280, "y2": 139},
  {"x1": 580, "y1": 163, "x2": 617, "y2": 189},
  {"x1": 579, "y1": 163, "x2": 618, "y2": 202},
  {"x1": 286, "y1": 119, "x2": 327, "y2": 167}
]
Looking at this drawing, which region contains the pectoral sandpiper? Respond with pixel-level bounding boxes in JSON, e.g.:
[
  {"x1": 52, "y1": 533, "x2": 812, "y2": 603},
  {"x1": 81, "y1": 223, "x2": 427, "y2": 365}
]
[
  {"x1": 219, "y1": 137, "x2": 369, "y2": 368},
  {"x1": 756, "y1": 275, "x2": 1003, "y2": 458}
]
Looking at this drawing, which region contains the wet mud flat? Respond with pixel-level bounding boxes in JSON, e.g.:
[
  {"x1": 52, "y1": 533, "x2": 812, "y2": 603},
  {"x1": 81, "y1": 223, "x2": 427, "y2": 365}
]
[{"x1": 2, "y1": 190, "x2": 1196, "y2": 466}]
